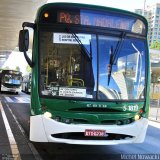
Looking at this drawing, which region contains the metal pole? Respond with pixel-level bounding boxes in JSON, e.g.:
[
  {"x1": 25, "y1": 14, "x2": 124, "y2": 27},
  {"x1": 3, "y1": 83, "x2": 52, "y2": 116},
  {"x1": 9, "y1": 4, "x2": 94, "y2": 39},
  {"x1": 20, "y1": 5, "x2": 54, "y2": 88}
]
[
  {"x1": 143, "y1": 0, "x2": 146, "y2": 15},
  {"x1": 156, "y1": 99, "x2": 160, "y2": 120}
]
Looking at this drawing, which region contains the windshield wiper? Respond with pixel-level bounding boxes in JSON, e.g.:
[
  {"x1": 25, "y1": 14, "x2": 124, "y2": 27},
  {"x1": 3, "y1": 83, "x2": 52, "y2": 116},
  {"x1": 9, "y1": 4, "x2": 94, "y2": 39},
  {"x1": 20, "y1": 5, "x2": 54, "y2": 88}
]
[
  {"x1": 107, "y1": 32, "x2": 125, "y2": 86},
  {"x1": 108, "y1": 46, "x2": 114, "y2": 85},
  {"x1": 65, "y1": 27, "x2": 92, "y2": 61}
]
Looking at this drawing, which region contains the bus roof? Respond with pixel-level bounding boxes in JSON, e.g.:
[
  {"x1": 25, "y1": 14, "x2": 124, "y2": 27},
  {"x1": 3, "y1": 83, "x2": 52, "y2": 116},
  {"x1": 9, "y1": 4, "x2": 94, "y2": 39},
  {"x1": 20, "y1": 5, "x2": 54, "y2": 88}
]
[{"x1": 1, "y1": 70, "x2": 22, "y2": 75}]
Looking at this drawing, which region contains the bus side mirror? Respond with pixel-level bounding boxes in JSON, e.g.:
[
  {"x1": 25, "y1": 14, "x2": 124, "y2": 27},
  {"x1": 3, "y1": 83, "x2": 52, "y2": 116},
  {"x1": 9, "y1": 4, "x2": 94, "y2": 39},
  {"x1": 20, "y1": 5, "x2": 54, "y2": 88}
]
[
  {"x1": 18, "y1": 29, "x2": 33, "y2": 68},
  {"x1": 19, "y1": 29, "x2": 29, "y2": 52}
]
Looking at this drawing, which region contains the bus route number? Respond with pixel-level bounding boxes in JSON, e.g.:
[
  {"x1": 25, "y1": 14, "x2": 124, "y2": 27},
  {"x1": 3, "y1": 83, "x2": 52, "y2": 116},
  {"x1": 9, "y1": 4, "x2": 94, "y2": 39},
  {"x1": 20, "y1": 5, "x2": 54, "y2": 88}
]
[{"x1": 123, "y1": 105, "x2": 139, "y2": 112}]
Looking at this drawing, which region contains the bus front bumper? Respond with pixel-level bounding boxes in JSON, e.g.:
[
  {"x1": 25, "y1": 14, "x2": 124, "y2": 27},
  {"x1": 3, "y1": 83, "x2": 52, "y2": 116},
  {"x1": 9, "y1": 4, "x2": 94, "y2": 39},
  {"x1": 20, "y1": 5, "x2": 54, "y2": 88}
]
[
  {"x1": 30, "y1": 115, "x2": 148, "y2": 145},
  {"x1": 1, "y1": 85, "x2": 20, "y2": 93}
]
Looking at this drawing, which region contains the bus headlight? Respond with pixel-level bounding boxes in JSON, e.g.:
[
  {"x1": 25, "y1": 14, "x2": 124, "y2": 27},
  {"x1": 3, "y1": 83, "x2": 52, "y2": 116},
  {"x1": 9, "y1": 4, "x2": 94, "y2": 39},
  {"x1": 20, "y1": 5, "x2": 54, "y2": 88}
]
[
  {"x1": 134, "y1": 114, "x2": 141, "y2": 121},
  {"x1": 44, "y1": 112, "x2": 52, "y2": 118}
]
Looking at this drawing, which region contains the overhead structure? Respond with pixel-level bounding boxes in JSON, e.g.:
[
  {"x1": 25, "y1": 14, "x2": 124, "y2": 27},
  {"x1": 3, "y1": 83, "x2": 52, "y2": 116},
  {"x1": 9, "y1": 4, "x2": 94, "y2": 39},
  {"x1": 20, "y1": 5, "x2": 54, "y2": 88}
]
[{"x1": 0, "y1": 0, "x2": 47, "y2": 67}]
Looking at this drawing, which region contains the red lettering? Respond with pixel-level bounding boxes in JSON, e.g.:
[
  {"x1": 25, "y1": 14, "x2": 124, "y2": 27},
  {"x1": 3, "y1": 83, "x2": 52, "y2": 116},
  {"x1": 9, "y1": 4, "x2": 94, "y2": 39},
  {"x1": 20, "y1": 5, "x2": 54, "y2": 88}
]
[
  {"x1": 59, "y1": 12, "x2": 72, "y2": 23},
  {"x1": 59, "y1": 12, "x2": 66, "y2": 23},
  {"x1": 74, "y1": 15, "x2": 80, "y2": 24}
]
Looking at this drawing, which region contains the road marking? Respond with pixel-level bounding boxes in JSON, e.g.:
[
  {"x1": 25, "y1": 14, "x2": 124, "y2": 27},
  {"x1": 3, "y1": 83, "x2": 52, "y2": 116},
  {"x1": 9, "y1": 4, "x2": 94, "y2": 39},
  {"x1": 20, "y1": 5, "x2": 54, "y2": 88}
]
[
  {"x1": 5, "y1": 96, "x2": 30, "y2": 103},
  {"x1": 5, "y1": 102, "x2": 42, "y2": 160},
  {"x1": 15, "y1": 97, "x2": 24, "y2": 102},
  {"x1": 5, "y1": 97, "x2": 14, "y2": 103},
  {"x1": 0, "y1": 101, "x2": 21, "y2": 159},
  {"x1": 15, "y1": 97, "x2": 26, "y2": 103},
  {"x1": 15, "y1": 97, "x2": 30, "y2": 103}
]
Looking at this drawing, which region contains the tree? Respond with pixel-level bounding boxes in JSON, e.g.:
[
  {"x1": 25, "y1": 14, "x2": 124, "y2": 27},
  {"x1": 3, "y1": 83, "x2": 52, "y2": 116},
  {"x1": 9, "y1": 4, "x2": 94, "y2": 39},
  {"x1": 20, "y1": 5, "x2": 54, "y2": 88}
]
[
  {"x1": 4, "y1": 66, "x2": 10, "y2": 70},
  {"x1": 15, "y1": 66, "x2": 20, "y2": 71},
  {"x1": 26, "y1": 65, "x2": 31, "y2": 73},
  {"x1": 150, "y1": 41, "x2": 160, "y2": 50}
]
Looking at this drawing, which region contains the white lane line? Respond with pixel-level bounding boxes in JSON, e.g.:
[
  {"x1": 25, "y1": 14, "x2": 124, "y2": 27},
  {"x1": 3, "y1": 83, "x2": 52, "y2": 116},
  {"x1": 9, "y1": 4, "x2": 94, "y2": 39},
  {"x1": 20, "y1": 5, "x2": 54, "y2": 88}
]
[
  {"x1": 23, "y1": 97, "x2": 30, "y2": 103},
  {"x1": 5, "y1": 96, "x2": 30, "y2": 104},
  {"x1": 25, "y1": 98, "x2": 31, "y2": 103},
  {"x1": 13, "y1": 97, "x2": 30, "y2": 103},
  {"x1": 5, "y1": 102, "x2": 42, "y2": 160},
  {"x1": 5, "y1": 97, "x2": 14, "y2": 103},
  {"x1": 25, "y1": 97, "x2": 30, "y2": 100},
  {"x1": 15, "y1": 97, "x2": 26, "y2": 103},
  {"x1": 0, "y1": 101, "x2": 21, "y2": 159}
]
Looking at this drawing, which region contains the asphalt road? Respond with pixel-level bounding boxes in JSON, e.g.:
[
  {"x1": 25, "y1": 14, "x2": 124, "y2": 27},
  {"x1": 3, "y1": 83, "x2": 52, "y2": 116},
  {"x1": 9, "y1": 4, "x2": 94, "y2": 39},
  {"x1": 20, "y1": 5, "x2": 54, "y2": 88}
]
[{"x1": 0, "y1": 92, "x2": 160, "y2": 160}]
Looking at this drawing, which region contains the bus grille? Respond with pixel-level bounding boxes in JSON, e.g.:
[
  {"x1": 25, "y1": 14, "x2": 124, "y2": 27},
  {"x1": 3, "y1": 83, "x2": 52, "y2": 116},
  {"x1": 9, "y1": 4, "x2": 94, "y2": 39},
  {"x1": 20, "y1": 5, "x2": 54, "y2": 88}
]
[{"x1": 69, "y1": 108, "x2": 122, "y2": 113}]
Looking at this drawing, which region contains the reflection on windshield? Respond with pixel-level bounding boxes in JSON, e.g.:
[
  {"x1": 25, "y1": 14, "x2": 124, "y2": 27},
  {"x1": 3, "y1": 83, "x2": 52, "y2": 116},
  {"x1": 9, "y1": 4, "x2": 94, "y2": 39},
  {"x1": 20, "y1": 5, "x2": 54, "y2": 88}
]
[
  {"x1": 98, "y1": 36, "x2": 145, "y2": 100},
  {"x1": 40, "y1": 31, "x2": 146, "y2": 100}
]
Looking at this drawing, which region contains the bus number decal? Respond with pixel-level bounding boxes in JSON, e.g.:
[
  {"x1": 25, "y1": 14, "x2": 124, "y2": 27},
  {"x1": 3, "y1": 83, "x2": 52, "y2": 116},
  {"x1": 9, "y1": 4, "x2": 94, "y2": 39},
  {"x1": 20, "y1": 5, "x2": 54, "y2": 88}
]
[{"x1": 123, "y1": 105, "x2": 139, "y2": 112}]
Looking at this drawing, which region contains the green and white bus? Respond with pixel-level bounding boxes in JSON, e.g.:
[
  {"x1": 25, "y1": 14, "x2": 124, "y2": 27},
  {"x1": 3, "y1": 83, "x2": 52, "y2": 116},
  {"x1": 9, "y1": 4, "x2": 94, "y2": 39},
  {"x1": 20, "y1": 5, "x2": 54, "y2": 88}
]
[
  {"x1": 21, "y1": 73, "x2": 31, "y2": 93},
  {"x1": 19, "y1": 2, "x2": 150, "y2": 145}
]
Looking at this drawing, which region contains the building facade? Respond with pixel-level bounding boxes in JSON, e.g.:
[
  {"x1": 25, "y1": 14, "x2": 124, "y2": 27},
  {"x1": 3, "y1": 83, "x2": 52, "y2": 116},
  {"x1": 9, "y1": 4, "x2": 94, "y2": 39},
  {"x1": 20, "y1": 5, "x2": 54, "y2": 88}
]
[
  {"x1": 150, "y1": 49, "x2": 160, "y2": 99},
  {"x1": 135, "y1": 3, "x2": 160, "y2": 46}
]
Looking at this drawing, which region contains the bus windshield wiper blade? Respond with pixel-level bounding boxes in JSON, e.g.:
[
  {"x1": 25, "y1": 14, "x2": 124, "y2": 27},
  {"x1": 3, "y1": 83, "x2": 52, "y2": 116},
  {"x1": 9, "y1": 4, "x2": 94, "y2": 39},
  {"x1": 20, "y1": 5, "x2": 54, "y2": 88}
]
[
  {"x1": 107, "y1": 32, "x2": 125, "y2": 86},
  {"x1": 108, "y1": 46, "x2": 114, "y2": 86},
  {"x1": 65, "y1": 27, "x2": 92, "y2": 61}
]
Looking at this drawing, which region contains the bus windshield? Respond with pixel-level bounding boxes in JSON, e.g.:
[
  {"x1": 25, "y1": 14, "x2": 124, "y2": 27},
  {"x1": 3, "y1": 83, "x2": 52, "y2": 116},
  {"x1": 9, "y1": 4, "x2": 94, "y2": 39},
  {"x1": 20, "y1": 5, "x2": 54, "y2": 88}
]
[
  {"x1": 40, "y1": 31, "x2": 146, "y2": 100},
  {"x1": 2, "y1": 74, "x2": 21, "y2": 85}
]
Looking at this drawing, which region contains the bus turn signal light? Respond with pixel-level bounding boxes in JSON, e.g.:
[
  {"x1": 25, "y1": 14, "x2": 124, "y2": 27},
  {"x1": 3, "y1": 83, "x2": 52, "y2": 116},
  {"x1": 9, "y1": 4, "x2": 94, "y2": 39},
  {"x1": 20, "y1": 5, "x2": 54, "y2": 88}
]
[
  {"x1": 139, "y1": 109, "x2": 143, "y2": 114},
  {"x1": 44, "y1": 12, "x2": 49, "y2": 18}
]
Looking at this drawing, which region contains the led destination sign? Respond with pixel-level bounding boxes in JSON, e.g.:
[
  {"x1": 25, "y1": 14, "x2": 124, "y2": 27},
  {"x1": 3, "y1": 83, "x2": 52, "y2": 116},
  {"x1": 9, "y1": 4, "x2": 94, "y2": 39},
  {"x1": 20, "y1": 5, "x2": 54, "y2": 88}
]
[{"x1": 57, "y1": 10, "x2": 136, "y2": 31}]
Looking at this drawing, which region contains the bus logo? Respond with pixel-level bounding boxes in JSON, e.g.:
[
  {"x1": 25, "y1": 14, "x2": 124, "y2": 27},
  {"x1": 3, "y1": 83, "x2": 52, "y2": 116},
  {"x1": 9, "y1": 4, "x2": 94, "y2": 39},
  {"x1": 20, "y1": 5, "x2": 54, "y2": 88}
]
[{"x1": 86, "y1": 104, "x2": 107, "y2": 108}]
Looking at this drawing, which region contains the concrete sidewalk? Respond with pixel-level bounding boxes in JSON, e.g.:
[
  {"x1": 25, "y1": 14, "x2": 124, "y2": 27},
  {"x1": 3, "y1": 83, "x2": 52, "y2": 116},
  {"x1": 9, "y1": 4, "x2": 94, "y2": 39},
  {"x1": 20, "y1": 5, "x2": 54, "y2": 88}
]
[
  {"x1": 149, "y1": 120, "x2": 160, "y2": 128},
  {"x1": 149, "y1": 107, "x2": 160, "y2": 122}
]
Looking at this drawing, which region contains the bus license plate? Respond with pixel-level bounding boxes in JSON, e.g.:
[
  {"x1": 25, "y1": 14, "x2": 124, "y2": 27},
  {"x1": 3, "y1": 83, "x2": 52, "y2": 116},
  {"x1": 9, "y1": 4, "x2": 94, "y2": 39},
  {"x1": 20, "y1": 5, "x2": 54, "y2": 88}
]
[{"x1": 85, "y1": 129, "x2": 106, "y2": 137}]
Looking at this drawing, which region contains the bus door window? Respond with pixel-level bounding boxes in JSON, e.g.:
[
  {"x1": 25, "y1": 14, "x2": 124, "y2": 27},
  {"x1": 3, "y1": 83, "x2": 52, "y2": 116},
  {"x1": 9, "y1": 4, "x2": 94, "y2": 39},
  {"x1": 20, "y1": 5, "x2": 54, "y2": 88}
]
[{"x1": 40, "y1": 32, "x2": 97, "y2": 99}]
